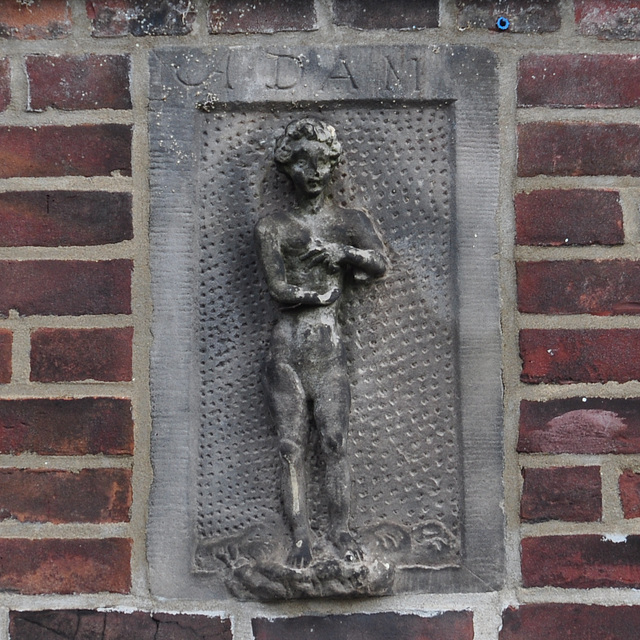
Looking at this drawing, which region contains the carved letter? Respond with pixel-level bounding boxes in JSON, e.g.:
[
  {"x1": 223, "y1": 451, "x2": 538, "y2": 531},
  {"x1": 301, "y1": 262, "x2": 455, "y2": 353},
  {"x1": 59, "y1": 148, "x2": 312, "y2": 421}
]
[
  {"x1": 384, "y1": 56, "x2": 420, "y2": 92},
  {"x1": 266, "y1": 54, "x2": 302, "y2": 90},
  {"x1": 324, "y1": 59, "x2": 359, "y2": 89}
]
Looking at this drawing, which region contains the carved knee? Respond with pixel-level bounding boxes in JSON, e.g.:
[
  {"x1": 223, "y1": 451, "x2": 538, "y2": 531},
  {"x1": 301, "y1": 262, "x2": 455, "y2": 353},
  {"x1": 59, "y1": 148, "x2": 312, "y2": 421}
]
[
  {"x1": 322, "y1": 431, "x2": 346, "y2": 459},
  {"x1": 279, "y1": 438, "x2": 302, "y2": 463}
]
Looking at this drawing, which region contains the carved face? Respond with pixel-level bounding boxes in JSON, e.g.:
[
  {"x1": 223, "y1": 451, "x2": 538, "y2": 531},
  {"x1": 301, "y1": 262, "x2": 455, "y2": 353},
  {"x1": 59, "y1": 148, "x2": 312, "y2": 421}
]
[{"x1": 283, "y1": 140, "x2": 337, "y2": 196}]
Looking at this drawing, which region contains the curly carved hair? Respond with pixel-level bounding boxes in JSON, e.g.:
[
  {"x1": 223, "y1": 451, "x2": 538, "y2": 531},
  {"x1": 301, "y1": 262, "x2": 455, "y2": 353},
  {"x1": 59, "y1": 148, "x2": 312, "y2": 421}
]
[{"x1": 274, "y1": 118, "x2": 343, "y2": 168}]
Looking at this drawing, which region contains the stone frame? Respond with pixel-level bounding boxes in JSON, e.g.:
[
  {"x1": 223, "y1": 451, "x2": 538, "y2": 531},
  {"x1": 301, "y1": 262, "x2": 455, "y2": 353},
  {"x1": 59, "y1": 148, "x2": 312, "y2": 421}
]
[{"x1": 148, "y1": 44, "x2": 502, "y2": 599}]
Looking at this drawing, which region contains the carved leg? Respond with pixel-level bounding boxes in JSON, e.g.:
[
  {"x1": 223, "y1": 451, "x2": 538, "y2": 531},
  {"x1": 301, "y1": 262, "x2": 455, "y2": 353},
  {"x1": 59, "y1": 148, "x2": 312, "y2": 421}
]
[
  {"x1": 314, "y1": 371, "x2": 363, "y2": 562},
  {"x1": 265, "y1": 359, "x2": 313, "y2": 568}
]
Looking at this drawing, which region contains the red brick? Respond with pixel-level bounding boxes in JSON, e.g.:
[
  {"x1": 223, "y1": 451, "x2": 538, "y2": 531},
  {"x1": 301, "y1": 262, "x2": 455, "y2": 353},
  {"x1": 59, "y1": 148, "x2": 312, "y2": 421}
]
[
  {"x1": 10, "y1": 611, "x2": 232, "y2": 640},
  {"x1": 0, "y1": 260, "x2": 131, "y2": 317},
  {"x1": 0, "y1": 538, "x2": 130, "y2": 594},
  {"x1": 515, "y1": 189, "x2": 623, "y2": 246},
  {"x1": 27, "y1": 54, "x2": 131, "y2": 111},
  {"x1": 575, "y1": 0, "x2": 640, "y2": 40},
  {"x1": 501, "y1": 604, "x2": 640, "y2": 640},
  {"x1": 0, "y1": 468, "x2": 131, "y2": 524},
  {"x1": 518, "y1": 122, "x2": 640, "y2": 177},
  {"x1": 87, "y1": 0, "x2": 196, "y2": 36},
  {"x1": 620, "y1": 470, "x2": 640, "y2": 518},
  {"x1": 0, "y1": 0, "x2": 71, "y2": 39},
  {"x1": 456, "y1": 0, "x2": 560, "y2": 32},
  {"x1": 521, "y1": 466, "x2": 601, "y2": 522},
  {"x1": 0, "y1": 330, "x2": 11, "y2": 384},
  {"x1": 0, "y1": 398, "x2": 133, "y2": 455},
  {"x1": 522, "y1": 535, "x2": 640, "y2": 588},
  {"x1": 519, "y1": 54, "x2": 640, "y2": 108},
  {"x1": 0, "y1": 191, "x2": 132, "y2": 247},
  {"x1": 518, "y1": 260, "x2": 640, "y2": 316},
  {"x1": 253, "y1": 612, "x2": 473, "y2": 640},
  {"x1": 209, "y1": 0, "x2": 316, "y2": 33},
  {"x1": 31, "y1": 328, "x2": 133, "y2": 383},
  {"x1": 0, "y1": 58, "x2": 9, "y2": 111},
  {"x1": 519, "y1": 398, "x2": 640, "y2": 454},
  {"x1": 520, "y1": 329, "x2": 640, "y2": 384},
  {"x1": 0, "y1": 125, "x2": 131, "y2": 178},
  {"x1": 333, "y1": 0, "x2": 437, "y2": 30}
]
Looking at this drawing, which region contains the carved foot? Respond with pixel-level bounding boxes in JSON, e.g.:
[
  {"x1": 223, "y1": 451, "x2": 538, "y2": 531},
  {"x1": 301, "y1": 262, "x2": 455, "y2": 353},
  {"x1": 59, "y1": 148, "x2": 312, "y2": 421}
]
[
  {"x1": 287, "y1": 537, "x2": 313, "y2": 569},
  {"x1": 332, "y1": 530, "x2": 364, "y2": 563}
]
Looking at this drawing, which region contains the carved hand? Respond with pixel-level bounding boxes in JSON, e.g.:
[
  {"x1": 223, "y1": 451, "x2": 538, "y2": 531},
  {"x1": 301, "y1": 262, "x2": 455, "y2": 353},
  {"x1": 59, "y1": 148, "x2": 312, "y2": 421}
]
[{"x1": 300, "y1": 242, "x2": 348, "y2": 274}]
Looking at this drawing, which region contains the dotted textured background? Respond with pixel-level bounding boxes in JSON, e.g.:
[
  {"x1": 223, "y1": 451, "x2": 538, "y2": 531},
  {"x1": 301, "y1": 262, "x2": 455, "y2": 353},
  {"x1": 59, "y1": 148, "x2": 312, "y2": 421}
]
[{"x1": 197, "y1": 104, "x2": 461, "y2": 567}]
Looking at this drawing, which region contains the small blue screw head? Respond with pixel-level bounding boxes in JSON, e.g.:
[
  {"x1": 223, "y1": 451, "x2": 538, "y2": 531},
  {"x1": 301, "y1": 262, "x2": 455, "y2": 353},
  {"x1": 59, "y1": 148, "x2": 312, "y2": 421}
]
[{"x1": 496, "y1": 16, "x2": 510, "y2": 30}]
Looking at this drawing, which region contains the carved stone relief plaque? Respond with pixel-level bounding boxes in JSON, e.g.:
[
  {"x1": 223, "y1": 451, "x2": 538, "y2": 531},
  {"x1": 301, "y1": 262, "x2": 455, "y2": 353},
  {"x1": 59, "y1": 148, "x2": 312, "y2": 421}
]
[{"x1": 148, "y1": 45, "x2": 502, "y2": 600}]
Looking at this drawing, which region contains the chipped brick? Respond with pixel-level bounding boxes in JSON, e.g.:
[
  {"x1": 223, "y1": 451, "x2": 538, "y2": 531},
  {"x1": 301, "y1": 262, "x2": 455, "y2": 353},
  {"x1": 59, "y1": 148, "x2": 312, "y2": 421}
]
[
  {"x1": 27, "y1": 54, "x2": 131, "y2": 111},
  {"x1": 521, "y1": 466, "x2": 602, "y2": 522},
  {"x1": 520, "y1": 329, "x2": 640, "y2": 384},
  {"x1": 0, "y1": 398, "x2": 133, "y2": 455},
  {"x1": 517, "y1": 260, "x2": 640, "y2": 315},
  {"x1": 0, "y1": 0, "x2": 71, "y2": 39},
  {"x1": 87, "y1": 0, "x2": 195, "y2": 37},
  {"x1": 519, "y1": 397, "x2": 640, "y2": 454},
  {"x1": 0, "y1": 125, "x2": 131, "y2": 178},
  {"x1": 522, "y1": 535, "x2": 640, "y2": 588},
  {"x1": 515, "y1": 189, "x2": 623, "y2": 246},
  {"x1": 518, "y1": 122, "x2": 640, "y2": 177},
  {"x1": 0, "y1": 191, "x2": 132, "y2": 247},
  {"x1": 0, "y1": 538, "x2": 130, "y2": 594},
  {"x1": 209, "y1": 0, "x2": 316, "y2": 33},
  {"x1": 456, "y1": 0, "x2": 560, "y2": 32},
  {"x1": 30, "y1": 328, "x2": 133, "y2": 382},
  {"x1": 253, "y1": 611, "x2": 473, "y2": 640},
  {"x1": 518, "y1": 54, "x2": 640, "y2": 107},
  {"x1": 0, "y1": 468, "x2": 131, "y2": 524},
  {"x1": 333, "y1": 0, "x2": 438, "y2": 30}
]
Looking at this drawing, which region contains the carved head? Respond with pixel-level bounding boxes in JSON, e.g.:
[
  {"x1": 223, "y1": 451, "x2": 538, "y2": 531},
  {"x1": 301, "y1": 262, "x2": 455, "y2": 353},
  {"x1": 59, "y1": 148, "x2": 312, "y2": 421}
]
[{"x1": 274, "y1": 118, "x2": 343, "y2": 196}]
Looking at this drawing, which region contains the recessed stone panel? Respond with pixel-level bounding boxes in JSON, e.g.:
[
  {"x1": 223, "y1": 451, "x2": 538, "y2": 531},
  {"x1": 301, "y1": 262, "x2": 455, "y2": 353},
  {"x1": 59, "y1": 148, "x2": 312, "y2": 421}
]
[{"x1": 148, "y1": 45, "x2": 502, "y2": 600}]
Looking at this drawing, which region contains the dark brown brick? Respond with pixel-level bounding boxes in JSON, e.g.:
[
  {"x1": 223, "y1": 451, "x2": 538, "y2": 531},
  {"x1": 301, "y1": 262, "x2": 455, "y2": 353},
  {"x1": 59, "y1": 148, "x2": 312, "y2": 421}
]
[
  {"x1": 519, "y1": 398, "x2": 640, "y2": 454},
  {"x1": 501, "y1": 604, "x2": 640, "y2": 640},
  {"x1": 10, "y1": 611, "x2": 232, "y2": 640},
  {"x1": 0, "y1": 538, "x2": 130, "y2": 594},
  {"x1": 518, "y1": 54, "x2": 640, "y2": 108},
  {"x1": 0, "y1": 191, "x2": 132, "y2": 247},
  {"x1": 253, "y1": 611, "x2": 473, "y2": 640},
  {"x1": 87, "y1": 0, "x2": 195, "y2": 36},
  {"x1": 0, "y1": 58, "x2": 9, "y2": 111},
  {"x1": 518, "y1": 122, "x2": 640, "y2": 177},
  {"x1": 0, "y1": 260, "x2": 131, "y2": 317},
  {"x1": 520, "y1": 329, "x2": 640, "y2": 384},
  {"x1": 0, "y1": 125, "x2": 131, "y2": 178},
  {"x1": 517, "y1": 260, "x2": 640, "y2": 315},
  {"x1": 521, "y1": 466, "x2": 601, "y2": 522},
  {"x1": 575, "y1": 0, "x2": 640, "y2": 40},
  {"x1": 515, "y1": 189, "x2": 623, "y2": 246},
  {"x1": 522, "y1": 535, "x2": 640, "y2": 588},
  {"x1": 0, "y1": 330, "x2": 11, "y2": 384},
  {"x1": 0, "y1": 398, "x2": 133, "y2": 455},
  {"x1": 209, "y1": 0, "x2": 316, "y2": 33},
  {"x1": 456, "y1": 0, "x2": 560, "y2": 32},
  {"x1": 0, "y1": 468, "x2": 131, "y2": 524},
  {"x1": 620, "y1": 470, "x2": 640, "y2": 518},
  {"x1": 0, "y1": 0, "x2": 71, "y2": 39},
  {"x1": 27, "y1": 54, "x2": 131, "y2": 111},
  {"x1": 333, "y1": 0, "x2": 438, "y2": 30},
  {"x1": 31, "y1": 328, "x2": 133, "y2": 383}
]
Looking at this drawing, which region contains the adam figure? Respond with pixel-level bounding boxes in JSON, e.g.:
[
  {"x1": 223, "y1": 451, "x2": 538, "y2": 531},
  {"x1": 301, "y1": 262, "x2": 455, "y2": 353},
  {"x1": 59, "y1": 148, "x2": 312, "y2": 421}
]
[{"x1": 256, "y1": 119, "x2": 387, "y2": 568}]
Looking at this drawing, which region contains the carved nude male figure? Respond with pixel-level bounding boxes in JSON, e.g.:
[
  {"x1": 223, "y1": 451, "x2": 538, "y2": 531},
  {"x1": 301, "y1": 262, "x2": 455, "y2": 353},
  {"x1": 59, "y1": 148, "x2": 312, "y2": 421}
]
[{"x1": 255, "y1": 118, "x2": 387, "y2": 568}]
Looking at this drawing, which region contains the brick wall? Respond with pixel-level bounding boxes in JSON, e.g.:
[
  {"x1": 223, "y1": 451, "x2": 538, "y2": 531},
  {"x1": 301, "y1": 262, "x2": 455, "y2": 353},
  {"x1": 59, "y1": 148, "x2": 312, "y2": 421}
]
[{"x1": 1, "y1": 0, "x2": 640, "y2": 639}]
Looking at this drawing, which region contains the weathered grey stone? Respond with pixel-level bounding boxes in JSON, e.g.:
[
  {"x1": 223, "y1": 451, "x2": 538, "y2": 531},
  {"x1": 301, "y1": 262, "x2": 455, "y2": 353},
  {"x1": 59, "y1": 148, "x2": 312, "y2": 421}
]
[{"x1": 148, "y1": 45, "x2": 502, "y2": 600}]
